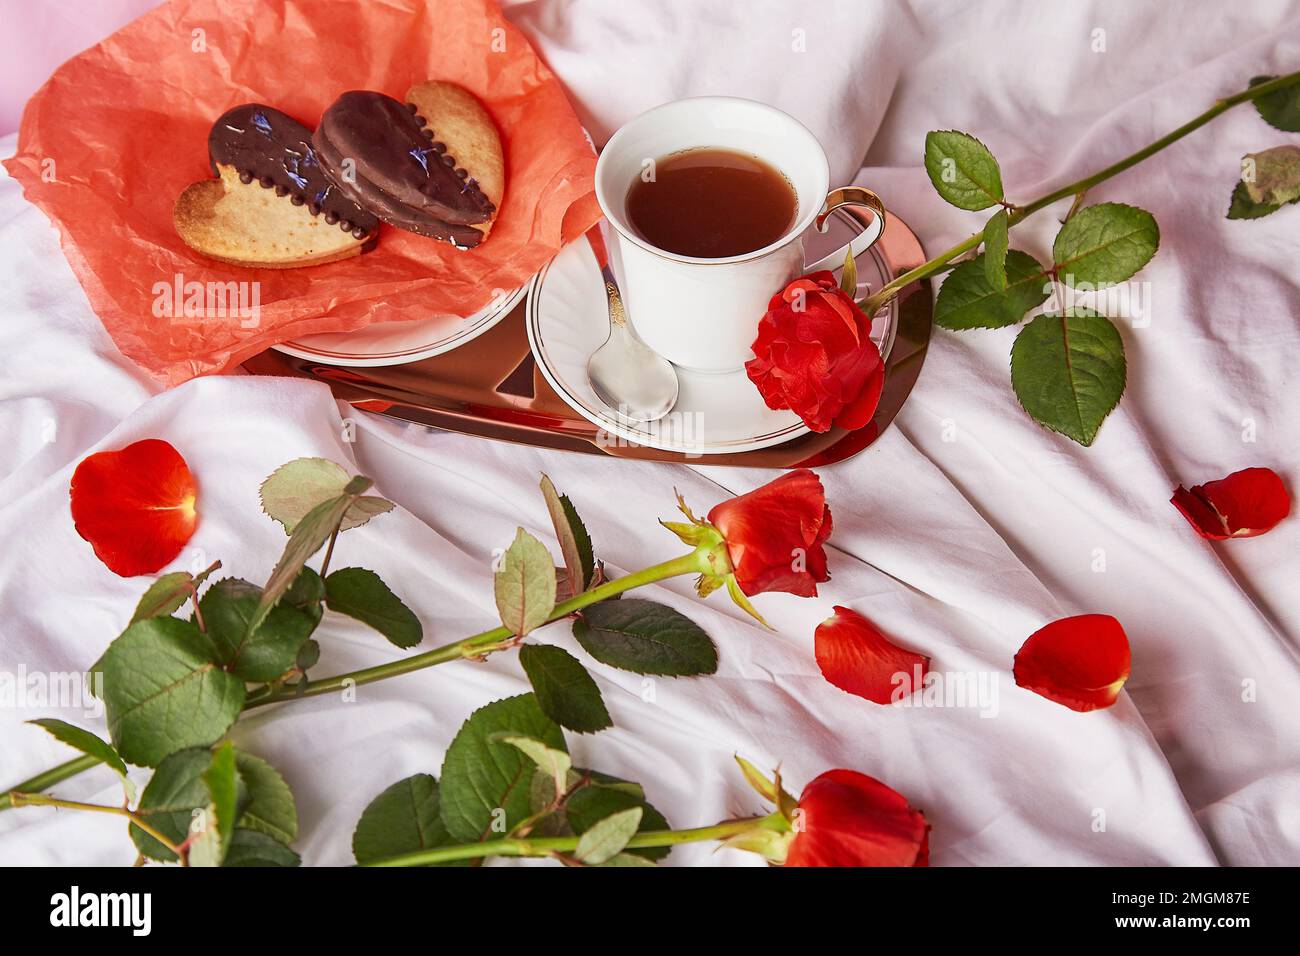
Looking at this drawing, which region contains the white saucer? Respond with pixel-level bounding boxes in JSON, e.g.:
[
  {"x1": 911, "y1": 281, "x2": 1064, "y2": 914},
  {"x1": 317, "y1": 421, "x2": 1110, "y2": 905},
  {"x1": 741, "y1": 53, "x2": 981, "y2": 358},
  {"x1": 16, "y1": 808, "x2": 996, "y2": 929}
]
[
  {"x1": 273, "y1": 284, "x2": 529, "y2": 367},
  {"x1": 526, "y1": 238, "x2": 809, "y2": 455}
]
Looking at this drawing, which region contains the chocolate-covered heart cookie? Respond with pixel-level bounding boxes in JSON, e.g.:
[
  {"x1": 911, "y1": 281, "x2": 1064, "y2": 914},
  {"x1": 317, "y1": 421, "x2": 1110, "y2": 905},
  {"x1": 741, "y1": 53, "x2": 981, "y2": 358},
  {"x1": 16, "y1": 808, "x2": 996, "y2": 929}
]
[
  {"x1": 174, "y1": 105, "x2": 379, "y2": 268},
  {"x1": 313, "y1": 84, "x2": 503, "y2": 248}
]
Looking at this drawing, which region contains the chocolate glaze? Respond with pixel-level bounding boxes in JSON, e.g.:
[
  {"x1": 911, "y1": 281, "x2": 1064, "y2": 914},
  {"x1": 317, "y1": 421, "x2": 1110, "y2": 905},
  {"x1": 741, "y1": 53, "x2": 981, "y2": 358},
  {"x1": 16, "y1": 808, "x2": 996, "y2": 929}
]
[
  {"x1": 208, "y1": 104, "x2": 380, "y2": 242},
  {"x1": 312, "y1": 91, "x2": 494, "y2": 248}
]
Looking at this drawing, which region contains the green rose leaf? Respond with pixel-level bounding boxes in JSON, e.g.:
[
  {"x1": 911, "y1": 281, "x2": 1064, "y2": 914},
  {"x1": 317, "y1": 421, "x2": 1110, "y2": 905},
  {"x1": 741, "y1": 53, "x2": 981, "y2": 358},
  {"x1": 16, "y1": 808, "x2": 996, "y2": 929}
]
[
  {"x1": 1011, "y1": 309, "x2": 1126, "y2": 446},
  {"x1": 204, "y1": 744, "x2": 240, "y2": 847},
  {"x1": 186, "y1": 801, "x2": 224, "y2": 867},
  {"x1": 567, "y1": 772, "x2": 671, "y2": 862},
  {"x1": 1227, "y1": 180, "x2": 1291, "y2": 220},
  {"x1": 539, "y1": 475, "x2": 595, "y2": 595},
  {"x1": 324, "y1": 567, "x2": 423, "y2": 649},
  {"x1": 284, "y1": 566, "x2": 326, "y2": 628},
  {"x1": 250, "y1": 481, "x2": 370, "y2": 635},
  {"x1": 1250, "y1": 75, "x2": 1300, "y2": 132},
  {"x1": 130, "y1": 748, "x2": 209, "y2": 860},
  {"x1": 439, "y1": 694, "x2": 566, "y2": 842},
  {"x1": 574, "y1": 806, "x2": 642, "y2": 865},
  {"x1": 29, "y1": 718, "x2": 134, "y2": 801},
  {"x1": 933, "y1": 250, "x2": 1050, "y2": 331},
  {"x1": 572, "y1": 599, "x2": 717, "y2": 676},
  {"x1": 189, "y1": 742, "x2": 243, "y2": 867},
  {"x1": 199, "y1": 578, "x2": 316, "y2": 682},
  {"x1": 259, "y1": 457, "x2": 393, "y2": 534},
  {"x1": 494, "y1": 528, "x2": 557, "y2": 637},
  {"x1": 530, "y1": 783, "x2": 579, "y2": 836},
  {"x1": 222, "y1": 828, "x2": 301, "y2": 867},
  {"x1": 518, "y1": 644, "x2": 612, "y2": 734},
  {"x1": 296, "y1": 639, "x2": 321, "y2": 672},
  {"x1": 1052, "y1": 202, "x2": 1159, "y2": 287},
  {"x1": 130, "y1": 564, "x2": 218, "y2": 623},
  {"x1": 95, "y1": 617, "x2": 245, "y2": 767},
  {"x1": 232, "y1": 751, "x2": 299, "y2": 846},
  {"x1": 130, "y1": 747, "x2": 297, "y2": 861},
  {"x1": 1242, "y1": 145, "x2": 1300, "y2": 206},
  {"x1": 924, "y1": 130, "x2": 1005, "y2": 210},
  {"x1": 494, "y1": 734, "x2": 574, "y2": 786},
  {"x1": 522, "y1": 767, "x2": 580, "y2": 838},
  {"x1": 983, "y1": 208, "x2": 1010, "y2": 290},
  {"x1": 598, "y1": 852, "x2": 658, "y2": 867},
  {"x1": 352, "y1": 774, "x2": 466, "y2": 866}
]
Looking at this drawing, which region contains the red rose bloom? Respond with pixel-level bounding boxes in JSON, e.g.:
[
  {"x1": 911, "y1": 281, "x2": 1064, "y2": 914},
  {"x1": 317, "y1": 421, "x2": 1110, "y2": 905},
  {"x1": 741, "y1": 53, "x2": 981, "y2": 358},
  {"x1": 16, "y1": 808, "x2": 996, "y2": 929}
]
[
  {"x1": 785, "y1": 769, "x2": 929, "y2": 867},
  {"x1": 707, "y1": 468, "x2": 831, "y2": 597},
  {"x1": 745, "y1": 271, "x2": 885, "y2": 433},
  {"x1": 1171, "y1": 467, "x2": 1290, "y2": 539},
  {"x1": 70, "y1": 439, "x2": 198, "y2": 576}
]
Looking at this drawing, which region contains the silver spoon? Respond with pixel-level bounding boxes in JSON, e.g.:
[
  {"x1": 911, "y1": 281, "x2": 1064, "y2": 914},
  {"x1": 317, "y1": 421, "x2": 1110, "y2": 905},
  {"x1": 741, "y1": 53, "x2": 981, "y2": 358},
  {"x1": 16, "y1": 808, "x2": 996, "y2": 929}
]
[{"x1": 585, "y1": 228, "x2": 679, "y2": 422}]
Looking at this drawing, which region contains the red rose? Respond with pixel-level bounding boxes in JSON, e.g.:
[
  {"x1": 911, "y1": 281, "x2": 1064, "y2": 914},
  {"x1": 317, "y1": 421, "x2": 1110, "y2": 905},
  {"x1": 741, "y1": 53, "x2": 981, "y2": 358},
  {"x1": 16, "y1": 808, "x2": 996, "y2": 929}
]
[
  {"x1": 745, "y1": 271, "x2": 885, "y2": 433},
  {"x1": 706, "y1": 468, "x2": 831, "y2": 597},
  {"x1": 70, "y1": 439, "x2": 198, "y2": 576},
  {"x1": 785, "y1": 769, "x2": 929, "y2": 867}
]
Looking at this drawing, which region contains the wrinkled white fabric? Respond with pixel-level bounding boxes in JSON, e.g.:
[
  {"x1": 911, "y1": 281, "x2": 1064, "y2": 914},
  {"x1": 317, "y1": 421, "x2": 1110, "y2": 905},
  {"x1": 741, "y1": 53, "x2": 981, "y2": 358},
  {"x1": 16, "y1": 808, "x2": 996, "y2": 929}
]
[{"x1": 2, "y1": 0, "x2": 1298, "y2": 866}]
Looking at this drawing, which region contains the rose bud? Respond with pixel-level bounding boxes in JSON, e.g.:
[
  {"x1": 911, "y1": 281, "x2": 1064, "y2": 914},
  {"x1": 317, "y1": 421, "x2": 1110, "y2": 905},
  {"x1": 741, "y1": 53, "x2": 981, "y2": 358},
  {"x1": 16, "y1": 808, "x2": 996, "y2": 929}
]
[
  {"x1": 706, "y1": 468, "x2": 832, "y2": 598},
  {"x1": 785, "y1": 769, "x2": 930, "y2": 867},
  {"x1": 661, "y1": 469, "x2": 833, "y2": 625},
  {"x1": 745, "y1": 271, "x2": 885, "y2": 433}
]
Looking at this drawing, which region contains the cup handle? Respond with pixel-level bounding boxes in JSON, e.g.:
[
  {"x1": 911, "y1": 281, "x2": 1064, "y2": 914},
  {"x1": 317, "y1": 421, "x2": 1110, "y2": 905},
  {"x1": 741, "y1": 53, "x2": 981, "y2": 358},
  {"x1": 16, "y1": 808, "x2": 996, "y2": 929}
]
[{"x1": 802, "y1": 186, "x2": 887, "y2": 275}]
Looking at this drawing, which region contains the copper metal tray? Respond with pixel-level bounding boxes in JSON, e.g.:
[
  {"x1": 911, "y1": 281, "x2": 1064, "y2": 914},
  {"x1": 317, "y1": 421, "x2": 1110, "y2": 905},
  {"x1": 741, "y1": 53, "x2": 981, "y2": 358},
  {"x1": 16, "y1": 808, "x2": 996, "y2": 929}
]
[{"x1": 244, "y1": 209, "x2": 932, "y2": 468}]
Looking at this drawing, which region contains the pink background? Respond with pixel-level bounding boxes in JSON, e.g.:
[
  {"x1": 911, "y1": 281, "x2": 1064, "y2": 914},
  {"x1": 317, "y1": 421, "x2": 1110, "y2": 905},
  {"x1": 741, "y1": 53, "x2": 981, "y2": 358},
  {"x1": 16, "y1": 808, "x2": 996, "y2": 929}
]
[{"x1": 0, "y1": 0, "x2": 162, "y2": 134}]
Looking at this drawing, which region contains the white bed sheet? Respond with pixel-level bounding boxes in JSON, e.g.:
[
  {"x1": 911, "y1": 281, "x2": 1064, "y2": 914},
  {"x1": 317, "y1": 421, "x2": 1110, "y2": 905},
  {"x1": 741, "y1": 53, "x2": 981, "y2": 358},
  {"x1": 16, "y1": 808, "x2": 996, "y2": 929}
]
[{"x1": 1, "y1": 0, "x2": 1298, "y2": 865}]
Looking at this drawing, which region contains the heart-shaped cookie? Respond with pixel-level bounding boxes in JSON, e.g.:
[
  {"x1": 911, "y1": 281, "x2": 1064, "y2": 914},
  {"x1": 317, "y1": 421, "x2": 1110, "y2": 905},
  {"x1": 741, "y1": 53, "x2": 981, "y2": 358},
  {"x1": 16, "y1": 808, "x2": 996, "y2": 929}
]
[
  {"x1": 174, "y1": 105, "x2": 380, "y2": 269},
  {"x1": 313, "y1": 82, "x2": 503, "y2": 248}
]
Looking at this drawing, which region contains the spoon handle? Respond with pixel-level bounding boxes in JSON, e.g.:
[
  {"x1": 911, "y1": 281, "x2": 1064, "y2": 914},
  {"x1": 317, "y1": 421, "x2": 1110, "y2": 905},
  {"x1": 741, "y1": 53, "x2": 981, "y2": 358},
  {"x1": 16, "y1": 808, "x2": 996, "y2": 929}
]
[
  {"x1": 585, "y1": 223, "x2": 611, "y2": 269},
  {"x1": 601, "y1": 271, "x2": 629, "y2": 329},
  {"x1": 587, "y1": 227, "x2": 629, "y2": 329}
]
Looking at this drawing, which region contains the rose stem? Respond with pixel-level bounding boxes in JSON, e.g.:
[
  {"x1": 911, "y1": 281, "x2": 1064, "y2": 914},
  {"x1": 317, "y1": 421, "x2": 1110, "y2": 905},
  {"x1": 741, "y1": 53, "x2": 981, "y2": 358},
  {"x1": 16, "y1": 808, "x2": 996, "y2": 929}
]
[
  {"x1": 0, "y1": 551, "x2": 706, "y2": 808},
  {"x1": 360, "y1": 811, "x2": 789, "y2": 867},
  {"x1": 0, "y1": 754, "x2": 100, "y2": 811},
  {"x1": 860, "y1": 70, "x2": 1300, "y2": 314},
  {"x1": 245, "y1": 551, "x2": 704, "y2": 708},
  {"x1": 7, "y1": 792, "x2": 188, "y2": 861}
]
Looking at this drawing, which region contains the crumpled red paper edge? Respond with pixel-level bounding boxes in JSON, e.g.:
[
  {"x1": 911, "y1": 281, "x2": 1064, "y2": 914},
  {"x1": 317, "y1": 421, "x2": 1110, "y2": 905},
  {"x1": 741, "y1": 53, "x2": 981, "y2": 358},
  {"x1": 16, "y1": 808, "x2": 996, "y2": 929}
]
[{"x1": 3, "y1": 0, "x2": 600, "y2": 385}]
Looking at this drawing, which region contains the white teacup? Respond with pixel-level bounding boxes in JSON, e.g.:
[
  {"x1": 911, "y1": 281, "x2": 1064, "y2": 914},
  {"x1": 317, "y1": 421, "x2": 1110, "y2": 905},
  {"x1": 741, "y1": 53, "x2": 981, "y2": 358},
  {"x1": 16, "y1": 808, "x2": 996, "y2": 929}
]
[{"x1": 594, "y1": 96, "x2": 886, "y2": 373}]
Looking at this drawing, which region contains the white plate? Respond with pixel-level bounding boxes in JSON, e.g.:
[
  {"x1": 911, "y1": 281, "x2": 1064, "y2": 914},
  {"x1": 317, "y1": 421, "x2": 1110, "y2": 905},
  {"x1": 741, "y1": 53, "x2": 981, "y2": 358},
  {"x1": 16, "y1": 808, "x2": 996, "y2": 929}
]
[
  {"x1": 526, "y1": 238, "x2": 809, "y2": 455},
  {"x1": 273, "y1": 284, "x2": 529, "y2": 366}
]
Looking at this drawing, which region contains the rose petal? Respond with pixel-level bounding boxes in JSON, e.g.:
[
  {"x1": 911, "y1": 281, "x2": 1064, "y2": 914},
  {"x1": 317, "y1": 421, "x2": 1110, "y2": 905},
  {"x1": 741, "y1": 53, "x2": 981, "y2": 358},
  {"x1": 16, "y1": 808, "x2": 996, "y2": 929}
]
[
  {"x1": 818, "y1": 289, "x2": 863, "y2": 344},
  {"x1": 1171, "y1": 467, "x2": 1290, "y2": 539},
  {"x1": 831, "y1": 353, "x2": 885, "y2": 431},
  {"x1": 786, "y1": 769, "x2": 929, "y2": 867},
  {"x1": 816, "y1": 606, "x2": 929, "y2": 704},
  {"x1": 1013, "y1": 614, "x2": 1130, "y2": 712},
  {"x1": 707, "y1": 468, "x2": 831, "y2": 597},
  {"x1": 781, "y1": 276, "x2": 826, "y2": 304},
  {"x1": 69, "y1": 439, "x2": 198, "y2": 577}
]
